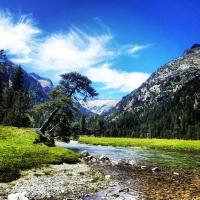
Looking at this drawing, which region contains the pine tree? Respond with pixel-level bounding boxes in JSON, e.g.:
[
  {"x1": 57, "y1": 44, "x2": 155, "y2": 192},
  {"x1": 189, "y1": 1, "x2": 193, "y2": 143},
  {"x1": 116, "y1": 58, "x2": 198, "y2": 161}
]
[
  {"x1": 0, "y1": 55, "x2": 8, "y2": 123},
  {"x1": 54, "y1": 108, "x2": 73, "y2": 142},
  {"x1": 0, "y1": 79, "x2": 3, "y2": 122},
  {"x1": 1, "y1": 86, "x2": 14, "y2": 124},
  {"x1": 2, "y1": 66, "x2": 31, "y2": 127},
  {"x1": 11, "y1": 66, "x2": 24, "y2": 91},
  {"x1": 80, "y1": 115, "x2": 86, "y2": 135}
]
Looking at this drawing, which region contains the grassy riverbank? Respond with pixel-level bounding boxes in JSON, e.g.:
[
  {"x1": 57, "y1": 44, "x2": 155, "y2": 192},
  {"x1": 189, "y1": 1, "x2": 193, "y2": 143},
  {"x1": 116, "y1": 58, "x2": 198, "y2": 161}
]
[
  {"x1": 0, "y1": 126, "x2": 79, "y2": 182},
  {"x1": 79, "y1": 136, "x2": 200, "y2": 152}
]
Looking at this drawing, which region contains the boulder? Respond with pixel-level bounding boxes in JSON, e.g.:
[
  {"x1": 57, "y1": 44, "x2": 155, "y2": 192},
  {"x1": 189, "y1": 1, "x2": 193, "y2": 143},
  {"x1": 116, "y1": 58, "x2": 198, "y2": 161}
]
[
  {"x1": 91, "y1": 158, "x2": 97, "y2": 163},
  {"x1": 119, "y1": 188, "x2": 129, "y2": 193},
  {"x1": 105, "y1": 175, "x2": 111, "y2": 180},
  {"x1": 152, "y1": 167, "x2": 161, "y2": 172},
  {"x1": 118, "y1": 159, "x2": 130, "y2": 166},
  {"x1": 128, "y1": 160, "x2": 136, "y2": 166},
  {"x1": 84, "y1": 155, "x2": 94, "y2": 162},
  {"x1": 111, "y1": 161, "x2": 119, "y2": 166},
  {"x1": 87, "y1": 155, "x2": 94, "y2": 160},
  {"x1": 8, "y1": 192, "x2": 29, "y2": 200},
  {"x1": 99, "y1": 155, "x2": 109, "y2": 162},
  {"x1": 81, "y1": 150, "x2": 90, "y2": 157}
]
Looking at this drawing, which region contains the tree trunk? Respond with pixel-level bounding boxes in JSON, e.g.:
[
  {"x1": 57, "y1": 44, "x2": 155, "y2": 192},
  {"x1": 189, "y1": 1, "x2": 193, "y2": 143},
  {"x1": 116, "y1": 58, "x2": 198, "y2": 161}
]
[
  {"x1": 49, "y1": 123, "x2": 60, "y2": 135},
  {"x1": 40, "y1": 107, "x2": 60, "y2": 134}
]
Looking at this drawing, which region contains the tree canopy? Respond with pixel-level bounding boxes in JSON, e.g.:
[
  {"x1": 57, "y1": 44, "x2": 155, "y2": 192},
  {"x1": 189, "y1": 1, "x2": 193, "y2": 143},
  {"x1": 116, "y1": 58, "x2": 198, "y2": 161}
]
[{"x1": 35, "y1": 72, "x2": 98, "y2": 145}]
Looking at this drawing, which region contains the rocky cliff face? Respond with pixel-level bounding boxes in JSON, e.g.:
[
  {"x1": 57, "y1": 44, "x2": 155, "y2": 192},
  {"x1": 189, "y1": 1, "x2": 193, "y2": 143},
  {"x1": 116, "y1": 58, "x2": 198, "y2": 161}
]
[
  {"x1": 111, "y1": 44, "x2": 200, "y2": 117},
  {"x1": 30, "y1": 73, "x2": 54, "y2": 94}
]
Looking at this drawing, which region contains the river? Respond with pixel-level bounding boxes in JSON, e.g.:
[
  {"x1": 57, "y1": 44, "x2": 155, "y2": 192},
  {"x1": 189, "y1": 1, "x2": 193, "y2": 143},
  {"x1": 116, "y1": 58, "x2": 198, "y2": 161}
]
[{"x1": 56, "y1": 140, "x2": 200, "y2": 170}]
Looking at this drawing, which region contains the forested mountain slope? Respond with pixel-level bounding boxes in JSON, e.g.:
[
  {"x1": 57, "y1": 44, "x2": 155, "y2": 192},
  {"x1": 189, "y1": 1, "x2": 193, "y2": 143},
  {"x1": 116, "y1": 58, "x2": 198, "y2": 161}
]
[
  {"x1": 105, "y1": 44, "x2": 200, "y2": 138},
  {"x1": 112, "y1": 44, "x2": 200, "y2": 115}
]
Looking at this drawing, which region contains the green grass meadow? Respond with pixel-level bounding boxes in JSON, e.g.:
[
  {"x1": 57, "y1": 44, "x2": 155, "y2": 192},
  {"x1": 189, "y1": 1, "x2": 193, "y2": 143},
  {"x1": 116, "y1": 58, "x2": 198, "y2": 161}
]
[
  {"x1": 79, "y1": 136, "x2": 200, "y2": 152},
  {"x1": 0, "y1": 126, "x2": 79, "y2": 182}
]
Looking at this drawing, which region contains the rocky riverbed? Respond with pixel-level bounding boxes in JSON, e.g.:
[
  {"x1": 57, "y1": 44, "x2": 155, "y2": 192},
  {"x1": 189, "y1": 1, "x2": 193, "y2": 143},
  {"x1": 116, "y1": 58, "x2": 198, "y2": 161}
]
[
  {"x1": 0, "y1": 153, "x2": 143, "y2": 200},
  {"x1": 0, "y1": 162, "x2": 118, "y2": 200},
  {"x1": 1, "y1": 149, "x2": 200, "y2": 200}
]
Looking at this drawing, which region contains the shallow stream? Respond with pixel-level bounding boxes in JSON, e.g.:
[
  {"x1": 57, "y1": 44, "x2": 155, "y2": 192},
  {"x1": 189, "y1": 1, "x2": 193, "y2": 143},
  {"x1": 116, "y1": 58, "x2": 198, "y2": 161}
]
[{"x1": 56, "y1": 141, "x2": 200, "y2": 170}]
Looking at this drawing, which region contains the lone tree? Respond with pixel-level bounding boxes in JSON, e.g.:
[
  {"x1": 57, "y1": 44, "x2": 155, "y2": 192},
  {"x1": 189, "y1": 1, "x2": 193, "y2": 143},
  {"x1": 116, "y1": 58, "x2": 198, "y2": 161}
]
[{"x1": 37, "y1": 72, "x2": 98, "y2": 145}]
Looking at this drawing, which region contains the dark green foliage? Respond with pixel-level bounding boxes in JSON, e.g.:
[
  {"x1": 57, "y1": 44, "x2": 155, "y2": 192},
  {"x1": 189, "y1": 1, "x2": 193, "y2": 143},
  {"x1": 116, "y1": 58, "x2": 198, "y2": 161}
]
[
  {"x1": 34, "y1": 72, "x2": 98, "y2": 144},
  {"x1": 88, "y1": 75, "x2": 200, "y2": 140},
  {"x1": 54, "y1": 107, "x2": 74, "y2": 142},
  {"x1": 1, "y1": 66, "x2": 31, "y2": 127},
  {"x1": 0, "y1": 168, "x2": 20, "y2": 182},
  {"x1": 80, "y1": 115, "x2": 86, "y2": 135},
  {"x1": 130, "y1": 75, "x2": 200, "y2": 139},
  {"x1": 0, "y1": 51, "x2": 9, "y2": 121},
  {"x1": 59, "y1": 72, "x2": 98, "y2": 99},
  {"x1": 34, "y1": 130, "x2": 55, "y2": 147},
  {"x1": 11, "y1": 66, "x2": 24, "y2": 91},
  {"x1": 71, "y1": 122, "x2": 80, "y2": 139}
]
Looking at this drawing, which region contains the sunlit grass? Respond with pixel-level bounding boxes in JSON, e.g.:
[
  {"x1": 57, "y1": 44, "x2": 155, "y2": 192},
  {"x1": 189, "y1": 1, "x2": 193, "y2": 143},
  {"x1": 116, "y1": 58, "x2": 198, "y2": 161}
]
[
  {"x1": 0, "y1": 126, "x2": 79, "y2": 182},
  {"x1": 79, "y1": 136, "x2": 200, "y2": 152}
]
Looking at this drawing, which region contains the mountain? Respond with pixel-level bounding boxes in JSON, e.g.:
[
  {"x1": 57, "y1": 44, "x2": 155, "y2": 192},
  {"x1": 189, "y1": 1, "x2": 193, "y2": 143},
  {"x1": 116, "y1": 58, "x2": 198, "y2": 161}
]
[
  {"x1": 0, "y1": 50, "x2": 51, "y2": 103},
  {"x1": 30, "y1": 73, "x2": 53, "y2": 93},
  {"x1": 105, "y1": 44, "x2": 200, "y2": 139},
  {"x1": 112, "y1": 44, "x2": 200, "y2": 115},
  {"x1": 80, "y1": 99, "x2": 119, "y2": 116},
  {"x1": 74, "y1": 100, "x2": 94, "y2": 116}
]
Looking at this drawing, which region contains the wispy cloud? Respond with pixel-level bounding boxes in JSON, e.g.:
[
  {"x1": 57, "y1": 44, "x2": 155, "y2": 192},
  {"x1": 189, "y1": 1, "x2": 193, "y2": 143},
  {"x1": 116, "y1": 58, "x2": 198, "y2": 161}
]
[
  {"x1": 0, "y1": 11, "x2": 151, "y2": 94},
  {"x1": 36, "y1": 28, "x2": 114, "y2": 72},
  {"x1": 0, "y1": 11, "x2": 40, "y2": 62},
  {"x1": 86, "y1": 63, "x2": 149, "y2": 92},
  {"x1": 121, "y1": 44, "x2": 151, "y2": 57}
]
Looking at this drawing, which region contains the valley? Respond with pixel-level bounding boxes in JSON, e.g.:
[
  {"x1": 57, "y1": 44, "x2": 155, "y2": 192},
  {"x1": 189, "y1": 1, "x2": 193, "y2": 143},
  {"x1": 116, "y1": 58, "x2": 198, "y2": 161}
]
[{"x1": 0, "y1": 16, "x2": 200, "y2": 200}]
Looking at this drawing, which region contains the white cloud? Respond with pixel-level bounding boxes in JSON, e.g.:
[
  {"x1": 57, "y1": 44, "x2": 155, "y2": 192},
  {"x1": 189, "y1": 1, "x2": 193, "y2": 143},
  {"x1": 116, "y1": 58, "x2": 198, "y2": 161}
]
[
  {"x1": 122, "y1": 44, "x2": 151, "y2": 56},
  {"x1": 86, "y1": 64, "x2": 150, "y2": 92},
  {"x1": 0, "y1": 10, "x2": 151, "y2": 94},
  {"x1": 36, "y1": 28, "x2": 114, "y2": 72},
  {"x1": 0, "y1": 11, "x2": 40, "y2": 61},
  {"x1": 11, "y1": 57, "x2": 33, "y2": 64}
]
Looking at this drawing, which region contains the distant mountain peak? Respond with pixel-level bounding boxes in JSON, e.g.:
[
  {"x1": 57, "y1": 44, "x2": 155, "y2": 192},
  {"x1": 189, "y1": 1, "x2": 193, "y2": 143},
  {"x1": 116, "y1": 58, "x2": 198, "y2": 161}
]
[
  {"x1": 184, "y1": 43, "x2": 200, "y2": 55},
  {"x1": 191, "y1": 43, "x2": 200, "y2": 49},
  {"x1": 80, "y1": 99, "x2": 119, "y2": 116},
  {"x1": 30, "y1": 73, "x2": 54, "y2": 93}
]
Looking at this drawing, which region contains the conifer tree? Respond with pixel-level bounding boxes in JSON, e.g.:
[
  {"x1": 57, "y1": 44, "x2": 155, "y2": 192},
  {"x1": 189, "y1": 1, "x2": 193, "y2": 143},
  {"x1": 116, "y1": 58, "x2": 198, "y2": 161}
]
[
  {"x1": 2, "y1": 66, "x2": 31, "y2": 127},
  {"x1": 11, "y1": 66, "x2": 24, "y2": 91},
  {"x1": 80, "y1": 115, "x2": 86, "y2": 135}
]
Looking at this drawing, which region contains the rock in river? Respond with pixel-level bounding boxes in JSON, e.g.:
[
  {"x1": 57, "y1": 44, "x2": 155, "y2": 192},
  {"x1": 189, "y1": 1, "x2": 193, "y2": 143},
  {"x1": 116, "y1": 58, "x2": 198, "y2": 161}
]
[
  {"x1": 99, "y1": 155, "x2": 110, "y2": 162},
  {"x1": 81, "y1": 150, "x2": 90, "y2": 157},
  {"x1": 128, "y1": 160, "x2": 136, "y2": 166}
]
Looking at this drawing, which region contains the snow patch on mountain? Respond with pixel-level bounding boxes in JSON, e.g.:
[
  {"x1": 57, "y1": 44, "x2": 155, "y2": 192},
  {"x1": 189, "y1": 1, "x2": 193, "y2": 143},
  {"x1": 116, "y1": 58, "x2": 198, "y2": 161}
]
[
  {"x1": 80, "y1": 99, "x2": 119, "y2": 115},
  {"x1": 30, "y1": 73, "x2": 54, "y2": 93}
]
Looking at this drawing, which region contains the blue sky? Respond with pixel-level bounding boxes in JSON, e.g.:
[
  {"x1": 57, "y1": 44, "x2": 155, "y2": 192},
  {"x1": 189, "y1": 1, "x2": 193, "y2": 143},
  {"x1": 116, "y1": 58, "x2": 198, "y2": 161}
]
[{"x1": 0, "y1": 0, "x2": 200, "y2": 99}]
